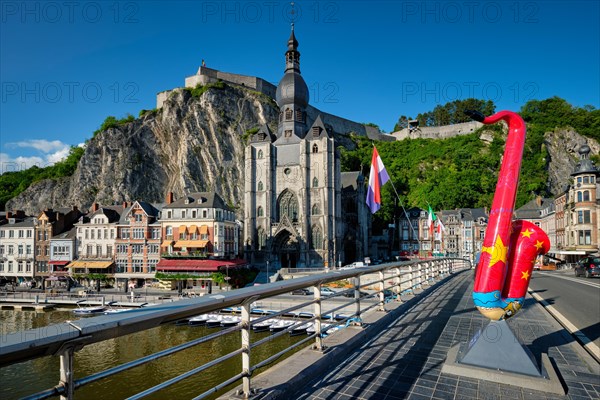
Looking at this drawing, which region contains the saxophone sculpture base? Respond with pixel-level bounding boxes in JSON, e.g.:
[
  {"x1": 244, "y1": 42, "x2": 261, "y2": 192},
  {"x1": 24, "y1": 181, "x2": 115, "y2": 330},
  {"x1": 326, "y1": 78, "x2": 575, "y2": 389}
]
[{"x1": 442, "y1": 320, "x2": 566, "y2": 395}]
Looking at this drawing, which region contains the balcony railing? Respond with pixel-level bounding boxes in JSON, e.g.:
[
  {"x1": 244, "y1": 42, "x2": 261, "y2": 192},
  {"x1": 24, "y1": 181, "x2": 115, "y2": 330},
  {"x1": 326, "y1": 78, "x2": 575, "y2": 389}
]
[
  {"x1": 160, "y1": 251, "x2": 209, "y2": 258},
  {"x1": 0, "y1": 258, "x2": 471, "y2": 400}
]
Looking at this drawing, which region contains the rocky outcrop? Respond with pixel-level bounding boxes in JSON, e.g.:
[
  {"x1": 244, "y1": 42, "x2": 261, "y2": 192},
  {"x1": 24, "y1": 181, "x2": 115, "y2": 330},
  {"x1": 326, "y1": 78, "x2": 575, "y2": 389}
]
[
  {"x1": 7, "y1": 84, "x2": 279, "y2": 215},
  {"x1": 544, "y1": 128, "x2": 600, "y2": 194}
]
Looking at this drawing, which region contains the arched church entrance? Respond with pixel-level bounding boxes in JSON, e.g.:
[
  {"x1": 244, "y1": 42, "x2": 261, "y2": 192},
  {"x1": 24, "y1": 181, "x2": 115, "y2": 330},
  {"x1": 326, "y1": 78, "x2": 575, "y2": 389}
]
[{"x1": 274, "y1": 230, "x2": 299, "y2": 269}]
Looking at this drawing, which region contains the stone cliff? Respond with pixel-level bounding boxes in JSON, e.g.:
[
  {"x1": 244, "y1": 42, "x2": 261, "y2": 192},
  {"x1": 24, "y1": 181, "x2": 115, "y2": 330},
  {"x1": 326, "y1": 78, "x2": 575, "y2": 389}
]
[
  {"x1": 7, "y1": 84, "x2": 279, "y2": 215},
  {"x1": 544, "y1": 128, "x2": 600, "y2": 194}
]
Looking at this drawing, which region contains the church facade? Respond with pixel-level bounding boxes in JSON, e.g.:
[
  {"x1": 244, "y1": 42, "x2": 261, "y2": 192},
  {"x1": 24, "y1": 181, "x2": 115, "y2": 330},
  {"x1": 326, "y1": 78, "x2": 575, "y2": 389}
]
[{"x1": 244, "y1": 27, "x2": 369, "y2": 269}]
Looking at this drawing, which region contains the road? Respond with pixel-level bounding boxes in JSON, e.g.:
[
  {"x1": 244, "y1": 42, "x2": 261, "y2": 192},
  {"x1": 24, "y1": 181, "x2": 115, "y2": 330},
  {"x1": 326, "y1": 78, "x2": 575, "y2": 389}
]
[{"x1": 529, "y1": 269, "x2": 600, "y2": 360}]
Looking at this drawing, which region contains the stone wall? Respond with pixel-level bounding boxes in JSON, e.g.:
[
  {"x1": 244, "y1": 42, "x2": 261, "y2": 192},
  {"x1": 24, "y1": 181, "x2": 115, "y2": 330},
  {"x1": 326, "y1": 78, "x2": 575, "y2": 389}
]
[{"x1": 391, "y1": 121, "x2": 483, "y2": 141}]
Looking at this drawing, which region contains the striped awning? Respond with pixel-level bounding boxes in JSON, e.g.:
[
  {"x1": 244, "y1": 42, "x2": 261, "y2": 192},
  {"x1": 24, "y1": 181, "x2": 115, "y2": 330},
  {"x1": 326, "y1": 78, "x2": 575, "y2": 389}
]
[
  {"x1": 161, "y1": 240, "x2": 174, "y2": 247},
  {"x1": 188, "y1": 225, "x2": 198, "y2": 233},
  {"x1": 179, "y1": 225, "x2": 188, "y2": 233},
  {"x1": 199, "y1": 225, "x2": 209, "y2": 234},
  {"x1": 174, "y1": 240, "x2": 209, "y2": 248},
  {"x1": 67, "y1": 261, "x2": 114, "y2": 269}
]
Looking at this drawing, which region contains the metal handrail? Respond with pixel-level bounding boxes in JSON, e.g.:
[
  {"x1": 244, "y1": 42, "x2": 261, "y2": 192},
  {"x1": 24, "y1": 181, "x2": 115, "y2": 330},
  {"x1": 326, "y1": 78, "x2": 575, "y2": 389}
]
[{"x1": 1, "y1": 258, "x2": 471, "y2": 399}]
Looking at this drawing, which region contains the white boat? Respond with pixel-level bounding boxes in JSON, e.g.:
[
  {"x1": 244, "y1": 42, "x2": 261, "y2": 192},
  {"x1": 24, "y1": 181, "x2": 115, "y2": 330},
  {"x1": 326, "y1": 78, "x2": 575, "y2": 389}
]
[
  {"x1": 189, "y1": 313, "x2": 218, "y2": 326},
  {"x1": 252, "y1": 318, "x2": 278, "y2": 332},
  {"x1": 290, "y1": 321, "x2": 312, "y2": 336},
  {"x1": 220, "y1": 316, "x2": 241, "y2": 328},
  {"x1": 269, "y1": 320, "x2": 294, "y2": 333},
  {"x1": 306, "y1": 323, "x2": 333, "y2": 335},
  {"x1": 73, "y1": 302, "x2": 106, "y2": 315},
  {"x1": 205, "y1": 315, "x2": 225, "y2": 328}
]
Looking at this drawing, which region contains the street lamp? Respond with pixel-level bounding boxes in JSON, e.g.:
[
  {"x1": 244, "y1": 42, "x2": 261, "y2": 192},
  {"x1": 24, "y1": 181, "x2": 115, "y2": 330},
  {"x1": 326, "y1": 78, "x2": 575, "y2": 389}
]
[{"x1": 266, "y1": 260, "x2": 269, "y2": 283}]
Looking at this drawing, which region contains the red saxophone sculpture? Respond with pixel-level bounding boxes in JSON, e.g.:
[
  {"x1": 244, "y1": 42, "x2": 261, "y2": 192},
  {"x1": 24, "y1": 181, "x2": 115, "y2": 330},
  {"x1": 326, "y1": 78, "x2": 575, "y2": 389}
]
[{"x1": 467, "y1": 110, "x2": 550, "y2": 320}]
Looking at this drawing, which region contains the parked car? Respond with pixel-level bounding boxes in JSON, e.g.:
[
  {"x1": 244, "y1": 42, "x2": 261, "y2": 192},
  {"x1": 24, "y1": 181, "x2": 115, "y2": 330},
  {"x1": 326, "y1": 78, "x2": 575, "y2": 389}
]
[
  {"x1": 574, "y1": 257, "x2": 600, "y2": 278},
  {"x1": 342, "y1": 289, "x2": 369, "y2": 298},
  {"x1": 320, "y1": 287, "x2": 337, "y2": 296},
  {"x1": 291, "y1": 288, "x2": 311, "y2": 295}
]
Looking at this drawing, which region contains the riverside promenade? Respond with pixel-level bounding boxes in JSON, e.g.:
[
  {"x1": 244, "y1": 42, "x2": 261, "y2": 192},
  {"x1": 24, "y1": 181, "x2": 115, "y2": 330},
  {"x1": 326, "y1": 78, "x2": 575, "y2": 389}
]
[{"x1": 236, "y1": 271, "x2": 600, "y2": 400}]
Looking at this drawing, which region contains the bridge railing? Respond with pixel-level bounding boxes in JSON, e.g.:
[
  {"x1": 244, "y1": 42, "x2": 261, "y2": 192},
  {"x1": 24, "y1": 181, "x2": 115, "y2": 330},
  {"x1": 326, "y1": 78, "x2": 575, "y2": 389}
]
[{"x1": 0, "y1": 258, "x2": 471, "y2": 400}]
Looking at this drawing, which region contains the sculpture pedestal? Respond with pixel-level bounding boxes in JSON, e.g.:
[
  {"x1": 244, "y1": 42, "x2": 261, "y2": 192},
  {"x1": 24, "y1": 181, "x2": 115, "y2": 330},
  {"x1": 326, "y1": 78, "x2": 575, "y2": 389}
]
[{"x1": 442, "y1": 320, "x2": 565, "y2": 395}]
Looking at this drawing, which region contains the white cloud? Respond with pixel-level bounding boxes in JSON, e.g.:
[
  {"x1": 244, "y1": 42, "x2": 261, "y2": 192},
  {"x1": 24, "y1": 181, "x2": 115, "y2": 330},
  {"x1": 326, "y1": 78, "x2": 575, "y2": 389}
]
[
  {"x1": 0, "y1": 152, "x2": 47, "y2": 173},
  {"x1": 6, "y1": 139, "x2": 69, "y2": 154},
  {"x1": 0, "y1": 139, "x2": 82, "y2": 175}
]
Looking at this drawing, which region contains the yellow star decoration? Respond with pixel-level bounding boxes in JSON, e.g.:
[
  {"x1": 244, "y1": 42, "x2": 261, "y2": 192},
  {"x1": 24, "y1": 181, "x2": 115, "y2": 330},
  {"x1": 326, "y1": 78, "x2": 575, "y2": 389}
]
[
  {"x1": 521, "y1": 270, "x2": 530, "y2": 280},
  {"x1": 534, "y1": 240, "x2": 544, "y2": 250},
  {"x1": 481, "y1": 235, "x2": 508, "y2": 268},
  {"x1": 521, "y1": 228, "x2": 533, "y2": 238}
]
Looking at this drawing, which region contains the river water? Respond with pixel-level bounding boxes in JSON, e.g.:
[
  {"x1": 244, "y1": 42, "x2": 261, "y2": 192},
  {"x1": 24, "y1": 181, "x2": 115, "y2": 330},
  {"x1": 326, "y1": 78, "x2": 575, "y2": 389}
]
[{"x1": 0, "y1": 308, "x2": 307, "y2": 399}]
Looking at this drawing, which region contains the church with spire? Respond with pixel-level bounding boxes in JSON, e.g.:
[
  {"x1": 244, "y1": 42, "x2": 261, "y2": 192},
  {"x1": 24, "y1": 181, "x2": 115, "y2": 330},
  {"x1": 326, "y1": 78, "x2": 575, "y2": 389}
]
[{"x1": 244, "y1": 26, "x2": 370, "y2": 269}]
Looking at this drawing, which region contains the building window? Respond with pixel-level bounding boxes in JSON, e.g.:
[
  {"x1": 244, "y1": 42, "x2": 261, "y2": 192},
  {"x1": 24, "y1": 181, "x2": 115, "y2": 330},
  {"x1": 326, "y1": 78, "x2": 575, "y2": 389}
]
[
  {"x1": 285, "y1": 108, "x2": 293, "y2": 120},
  {"x1": 96, "y1": 245, "x2": 102, "y2": 257},
  {"x1": 257, "y1": 206, "x2": 264, "y2": 217},
  {"x1": 577, "y1": 210, "x2": 590, "y2": 224},
  {"x1": 578, "y1": 230, "x2": 592, "y2": 245},
  {"x1": 202, "y1": 210, "x2": 208, "y2": 218},
  {"x1": 312, "y1": 126, "x2": 320, "y2": 136},
  {"x1": 277, "y1": 189, "x2": 299, "y2": 222},
  {"x1": 116, "y1": 259, "x2": 127, "y2": 273},
  {"x1": 27, "y1": 230, "x2": 32, "y2": 238},
  {"x1": 135, "y1": 214, "x2": 143, "y2": 222},
  {"x1": 257, "y1": 228, "x2": 267, "y2": 250},
  {"x1": 311, "y1": 226, "x2": 323, "y2": 249},
  {"x1": 258, "y1": 149, "x2": 263, "y2": 159},
  {"x1": 133, "y1": 228, "x2": 144, "y2": 239},
  {"x1": 284, "y1": 130, "x2": 292, "y2": 137},
  {"x1": 166, "y1": 226, "x2": 173, "y2": 238},
  {"x1": 583, "y1": 191, "x2": 590, "y2": 201},
  {"x1": 192, "y1": 210, "x2": 197, "y2": 218},
  {"x1": 312, "y1": 177, "x2": 319, "y2": 187},
  {"x1": 121, "y1": 229, "x2": 130, "y2": 239},
  {"x1": 295, "y1": 109, "x2": 303, "y2": 122},
  {"x1": 152, "y1": 228, "x2": 160, "y2": 239},
  {"x1": 312, "y1": 143, "x2": 318, "y2": 153},
  {"x1": 258, "y1": 181, "x2": 264, "y2": 191}
]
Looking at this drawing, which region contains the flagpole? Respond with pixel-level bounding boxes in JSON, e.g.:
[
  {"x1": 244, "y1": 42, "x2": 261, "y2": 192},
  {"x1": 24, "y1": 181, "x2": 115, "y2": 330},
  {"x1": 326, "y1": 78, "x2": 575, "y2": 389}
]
[
  {"x1": 368, "y1": 143, "x2": 421, "y2": 256},
  {"x1": 387, "y1": 179, "x2": 421, "y2": 256}
]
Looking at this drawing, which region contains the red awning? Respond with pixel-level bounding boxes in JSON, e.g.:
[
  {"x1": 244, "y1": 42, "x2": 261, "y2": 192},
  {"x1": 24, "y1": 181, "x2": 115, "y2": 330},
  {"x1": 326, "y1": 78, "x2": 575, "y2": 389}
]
[
  {"x1": 156, "y1": 259, "x2": 247, "y2": 272},
  {"x1": 49, "y1": 260, "x2": 70, "y2": 266}
]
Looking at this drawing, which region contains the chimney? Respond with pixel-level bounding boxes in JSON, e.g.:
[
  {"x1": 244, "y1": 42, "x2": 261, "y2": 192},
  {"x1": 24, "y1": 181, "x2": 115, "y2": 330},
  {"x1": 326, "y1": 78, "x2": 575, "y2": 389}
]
[
  {"x1": 166, "y1": 192, "x2": 174, "y2": 205},
  {"x1": 536, "y1": 196, "x2": 542, "y2": 207},
  {"x1": 6, "y1": 211, "x2": 12, "y2": 219},
  {"x1": 91, "y1": 202, "x2": 99, "y2": 212}
]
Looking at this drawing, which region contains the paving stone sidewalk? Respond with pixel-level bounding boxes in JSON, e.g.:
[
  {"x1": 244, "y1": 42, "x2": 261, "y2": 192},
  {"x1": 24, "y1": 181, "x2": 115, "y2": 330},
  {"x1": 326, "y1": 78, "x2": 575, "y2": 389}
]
[{"x1": 292, "y1": 272, "x2": 600, "y2": 400}]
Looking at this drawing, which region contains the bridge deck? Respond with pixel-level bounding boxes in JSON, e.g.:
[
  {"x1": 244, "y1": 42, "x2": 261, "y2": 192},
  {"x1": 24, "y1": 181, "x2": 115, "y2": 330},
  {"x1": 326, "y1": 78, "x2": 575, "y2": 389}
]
[{"x1": 242, "y1": 272, "x2": 600, "y2": 400}]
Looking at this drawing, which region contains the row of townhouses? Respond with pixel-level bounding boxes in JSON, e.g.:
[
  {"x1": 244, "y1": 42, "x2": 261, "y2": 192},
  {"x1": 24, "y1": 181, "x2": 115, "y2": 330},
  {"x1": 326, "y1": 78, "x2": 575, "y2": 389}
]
[{"x1": 0, "y1": 192, "x2": 244, "y2": 290}]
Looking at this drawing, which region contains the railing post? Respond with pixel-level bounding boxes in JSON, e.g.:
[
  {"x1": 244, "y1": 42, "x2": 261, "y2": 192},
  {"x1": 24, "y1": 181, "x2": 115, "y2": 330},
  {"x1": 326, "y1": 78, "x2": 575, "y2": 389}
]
[
  {"x1": 59, "y1": 347, "x2": 75, "y2": 400},
  {"x1": 241, "y1": 302, "x2": 251, "y2": 397},
  {"x1": 354, "y1": 275, "x2": 362, "y2": 325},
  {"x1": 407, "y1": 265, "x2": 413, "y2": 293},
  {"x1": 393, "y1": 267, "x2": 402, "y2": 301},
  {"x1": 378, "y1": 270, "x2": 385, "y2": 311},
  {"x1": 313, "y1": 285, "x2": 323, "y2": 351}
]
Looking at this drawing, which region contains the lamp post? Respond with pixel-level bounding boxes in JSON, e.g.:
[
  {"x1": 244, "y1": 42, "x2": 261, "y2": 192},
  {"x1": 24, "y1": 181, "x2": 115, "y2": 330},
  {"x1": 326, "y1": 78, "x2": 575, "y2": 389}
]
[{"x1": 266, "y1": 260, "x2": 269, "y2": 283}]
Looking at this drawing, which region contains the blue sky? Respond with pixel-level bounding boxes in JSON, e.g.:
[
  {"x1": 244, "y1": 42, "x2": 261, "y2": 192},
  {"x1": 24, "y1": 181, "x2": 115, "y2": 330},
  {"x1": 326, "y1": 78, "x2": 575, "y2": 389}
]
[{"x1": 1, "y1": 1, "x2": 599, "y2": 172}]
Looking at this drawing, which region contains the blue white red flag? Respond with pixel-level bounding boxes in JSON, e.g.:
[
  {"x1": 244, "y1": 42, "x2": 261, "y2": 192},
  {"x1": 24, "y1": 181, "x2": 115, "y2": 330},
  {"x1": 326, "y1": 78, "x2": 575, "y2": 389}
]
[{"x1": 366, "y1": 146, "x2": 390, "y2": 214}]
